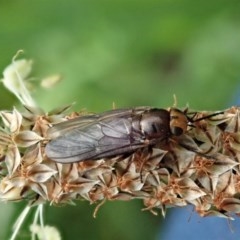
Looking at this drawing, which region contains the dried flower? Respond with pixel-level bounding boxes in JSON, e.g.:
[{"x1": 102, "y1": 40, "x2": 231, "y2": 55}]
[{"x1": 1, "y1": 51, "x2": 36, "y2": 107}]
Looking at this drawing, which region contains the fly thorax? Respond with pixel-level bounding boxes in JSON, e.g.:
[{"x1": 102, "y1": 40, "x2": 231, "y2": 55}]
[{"x1": 140, "y1": 109, "x2": 170, "y2": 140}]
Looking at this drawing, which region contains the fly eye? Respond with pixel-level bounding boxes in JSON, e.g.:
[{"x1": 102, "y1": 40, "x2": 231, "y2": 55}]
[{"x1": 171, "y1": 126, "x2": 183, "y2": 136}]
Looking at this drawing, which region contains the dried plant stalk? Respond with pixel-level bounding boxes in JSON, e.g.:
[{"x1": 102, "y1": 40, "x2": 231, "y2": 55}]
[{"x1": 0, "y1": 104, "x2": 240, "y2": 219}]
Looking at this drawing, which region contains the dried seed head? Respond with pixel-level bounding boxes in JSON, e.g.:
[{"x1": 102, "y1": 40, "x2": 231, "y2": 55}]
[
  {"x1": 1, "y1": 56, "x2": 240, "y2": 240},
  {"x1": 1, "y1": 105, "x2": 240, "y2": 220}
]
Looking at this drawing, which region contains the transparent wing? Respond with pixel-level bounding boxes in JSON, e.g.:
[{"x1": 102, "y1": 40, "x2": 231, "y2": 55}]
[
  {"x1": 47, "y1": 107, "x2": 148, "y2": 138},
  {"x1": 45, "y1": 108, "x2": 149, "y2": 163}
]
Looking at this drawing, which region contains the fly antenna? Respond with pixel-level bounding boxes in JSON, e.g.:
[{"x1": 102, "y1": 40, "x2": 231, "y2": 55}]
[{"x1": 192, "y1": 111, "x2": 225, "y2": 123}]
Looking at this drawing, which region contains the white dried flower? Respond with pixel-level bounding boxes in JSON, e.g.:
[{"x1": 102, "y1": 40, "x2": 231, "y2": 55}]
[
  {"x1": 1, "y1": 52, "x2": 36, "y2": 106},
  {"x1": 30, "y1": 224, "x2": 62, "y2": 240}
]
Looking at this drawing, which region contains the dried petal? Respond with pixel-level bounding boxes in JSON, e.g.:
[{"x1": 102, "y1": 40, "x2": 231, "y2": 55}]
[
  {"x1": 28, "y1": 164, "x2": 57, "y2": 183},
  {"x1": 207, "y1": 154, "x2": 239, "y2": 175},
  {"x1": 1, "y1": 108, "x2": 22, "y2": 133},
  {"x1": 71, "y1": 179, "x2": 100, "y2": 195},
  {"x1": 46, "y1": 181, "x2": 62, "y2": 203},
  {"x1": 220, "y1": 198, "x2": 240, "y2": 213},
  {"x1": 228, "y1": 133, "x2": 240, "y2": 152},
  {"x1": 30, "y1": 182, "x2": 48, "y2": 199},
  {"x1": 119, "y1": 163, "x2": 143, "y2": 192},
  {"x1": 175, "y1": 178, "x2": 206, "y2": 201},
  {"x1": 142, "y1": 148, "x2": 167, "y2": 172},
  {"x1": 215, "y1": 171, "x2": 235, "y2": 195},
  {"x1": 0, "y1": 132, "x2": 11, "y2": 155},
  {"x1": 58, "y1": 163, "x2": 79, "y2": 181},
  {"x1": 0, "y1": 185, "x2": 23, "y2": 201},
  {"x1": 15, "y1": 131, "x2": 43, "y2": 147},
  {"x1": 112, "y1": 192, "x2": 134, "y2": 201},
  {"x1": 5, "y1": 144, "x2": 21, "y2": 175},
  {"x1": 224, "y1": 109, "x2": 240, "y2": 133},
  {"x1": 22, "y1": 144, "x2": 43, "y2": 166},
  {"x1": 196, "y1": 174, "x2": 212, "y2": 191},
  {"x1": 84, "y1": 165, "x2": 113, "y2": 180},
  {"x1": 8, "y1": 176, "x2": 27, "y2": 187}
]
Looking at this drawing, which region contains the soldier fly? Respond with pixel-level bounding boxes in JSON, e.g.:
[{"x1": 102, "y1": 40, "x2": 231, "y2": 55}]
[{"x1": 45, "y1": 107, "x2": 223, "y2": 163}]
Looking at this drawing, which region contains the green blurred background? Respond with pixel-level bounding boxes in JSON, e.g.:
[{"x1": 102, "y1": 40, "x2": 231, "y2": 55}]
[{"x1": 1, "y1": 1, "x2": 240, "y2": 239}]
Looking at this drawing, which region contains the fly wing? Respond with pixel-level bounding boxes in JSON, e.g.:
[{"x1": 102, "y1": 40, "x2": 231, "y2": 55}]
[
  {"x1": 45, "y1": 108, "x2": 148, "y2": 163},
  {"x1": 47, "y1": 107, "x2": 148, "y2": 139},
  {"x1": 47, "y1": 114, "x2": 99, "y2": 139}
]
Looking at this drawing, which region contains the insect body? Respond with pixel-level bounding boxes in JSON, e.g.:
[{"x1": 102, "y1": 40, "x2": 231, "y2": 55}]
[{"x1": 45, "y1": 107, "x2": 189, "y2": 163}]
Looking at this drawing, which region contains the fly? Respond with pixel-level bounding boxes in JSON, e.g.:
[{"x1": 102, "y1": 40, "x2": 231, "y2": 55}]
[{"x1": 45, "y1": 107, "x2": 223, "y2": 163}]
